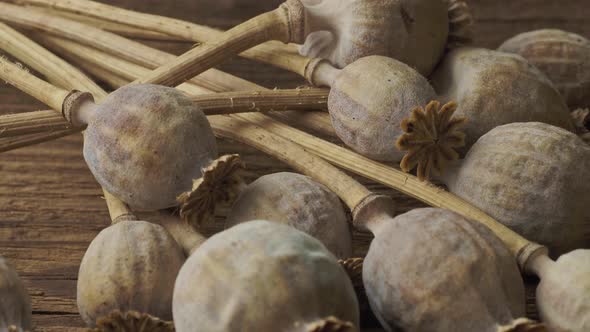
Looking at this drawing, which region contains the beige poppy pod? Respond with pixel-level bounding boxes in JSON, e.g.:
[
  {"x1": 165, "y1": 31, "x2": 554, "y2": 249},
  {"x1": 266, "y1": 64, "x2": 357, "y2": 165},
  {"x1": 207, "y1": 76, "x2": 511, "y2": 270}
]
[
  {"x1": 441, "y1": 122, "x2": 590, "y2": 256},
  {"x1": 530, "y1": 249, "x2": 590, "y2": 332},
  {"x1": 173, "y1": 220, "x2": 359, "y2": 332},
  {"x1": 0, "y1": 256, "x2": 31, "y2": 332},
  {"x1": 362, "y1": 208, "x2": 542, "y2": 332},
  {"x1": 84, "y1": 83, "x2": 220, "y2": 210},
  {"x1": 322, "y1": 55, "x2": 437, "y2": 162},
  {"x1": 225, "y1": 172, "x2": 352, "y2": 258},
  {"x1": 498, "y1": 29, "x2": 590, "y2": 109},
  {"x1": 299, "y1": 0, "x2": 449, "y2": 76},
  {"x1": 430, "y1": 47, "x2": 574, "y2": 155},
  {"x1": 77, "y1": 220, "x2": 186, "y2": 327}
]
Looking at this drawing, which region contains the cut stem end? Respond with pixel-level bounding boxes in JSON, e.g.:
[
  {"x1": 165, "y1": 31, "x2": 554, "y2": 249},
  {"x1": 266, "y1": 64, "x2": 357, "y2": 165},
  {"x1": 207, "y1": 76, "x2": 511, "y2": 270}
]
[
  {"x1": 351, "y1": 194, "x2": 396, "y2": 233},
  {"x1": 62, "y1": 90, "x2": 96, "y2": 126}
]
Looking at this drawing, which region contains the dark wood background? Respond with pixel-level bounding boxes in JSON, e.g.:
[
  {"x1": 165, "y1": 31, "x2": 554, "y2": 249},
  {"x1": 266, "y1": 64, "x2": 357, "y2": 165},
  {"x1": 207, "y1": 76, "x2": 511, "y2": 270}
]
[{"x1": 1, "y1": 0, "x2": 588, "y2": 330}]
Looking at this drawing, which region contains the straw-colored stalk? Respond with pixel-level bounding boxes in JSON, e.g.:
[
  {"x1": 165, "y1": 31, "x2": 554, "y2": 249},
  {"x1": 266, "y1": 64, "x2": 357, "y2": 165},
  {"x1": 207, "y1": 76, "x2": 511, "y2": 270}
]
[
  {"x1": 0, "y1": 87, "x2": 328, "y2": 138},
  {"x1": 11, "y1": 0, "x2": 309, "y2": 75},
  {"x1": 0, "y1": 3, "x2": 334, "y2": 135},
  {"x1": 0, "y1": 129, "x2": 77, "y2": 153},
  {"x1": 0, "y1": 21, "x2": 133, "y2": 224}
]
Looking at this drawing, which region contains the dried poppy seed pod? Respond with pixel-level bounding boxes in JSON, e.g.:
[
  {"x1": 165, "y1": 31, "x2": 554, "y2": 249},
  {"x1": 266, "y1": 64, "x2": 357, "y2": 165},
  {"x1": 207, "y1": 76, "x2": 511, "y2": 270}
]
[
  {"x1": 312, "y1": 55, "x2": 438, "y2": 162},
  {"x1": 430, "y1": 47, "x2": 574, "y2": 155},
  {"x1": 358, "y1": 206, "x2": 542, "y2": 332},
  {"x1": 77, "y1": 219, "x2": 185, "y2": 327},
  {"x1": 226, "y1": 172, "x2": 352, "y2": 258},
  {"x1": 441, "y1": 122, "x2": 590, "y2": 256},
  {"x1": 299, "y1": 0, "x2": 449, "y2": 76},
  {"x1": 528, "y1": 250, "x2": 590, "y2": 332},
  {"x1": 173, "y1": 220, "x2": 359, "y2": 332},
  {"x1": 0, "y1": 256, "x2": 31, "y2": 332},
  {"x1": 498, "y1": 29, "x2": 590, "y2": 109},
  {"x1": 84, "y1": 83, "x2": 223, "y2": 210}
]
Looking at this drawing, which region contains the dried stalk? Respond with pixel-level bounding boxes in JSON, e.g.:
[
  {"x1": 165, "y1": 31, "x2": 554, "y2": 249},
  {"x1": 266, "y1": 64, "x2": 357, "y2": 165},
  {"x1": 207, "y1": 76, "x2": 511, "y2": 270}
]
[
  {"x1": 0, "y1": 110, "x2": 70, "y2": 137},
  {"x1": 67, "y1": 39, "x2": 542, "y2": 270},
  {"x1": 0, "y1": 21, "x2": 95, "y2": 141},
  {"x1": 31, "y1": 30, "x2": 334, "y2": 134},
  {"x1": 0, "y1": 56, "x2": 97, "y2": 129},
  {"x1": 132, "y1": 1, "x2": 303, "y2": 86},
  {"x1": 83, "y1": 64, "x2": 132, "y2": 88},
  {"x1": 192, "y1": 89, "x2": 328, "y2": 115},
  {"x1": 104, "y1": 190, "x2": 136, "y2": 224},
  {"x1": 1, "y1": 87, "x2": 326, "y2": 137},
  {"x1": 40, "y1": 8, "x2": 187, "y2": 41},
  {"x1": 153, "y1": 212, "x2": 207, "y2": 256},
  {"x1": 0, "y1": 33, "x2": 326, "y2": 139},
  {"x1": 0, "y1": 56, "x2": 71, "y2": 112},
  {"x1": 34, "y1": 34, "x2": 211, "y2": 97},
  {"x1": 0, "y1": 2, "x2": 261, "y2": 94},
  {"x1": 13, "y1": 0, "x2": 310, "y2": 75},
  {"x1": 0, "y1": 129, "x2": 78, "y2": 153},
  {"x1": 0, "y1": 1, "x2": 335, "y2": 134},
  {"x1": 0, "y1": 22, "x2": 105, "y2": 98},
  {"x1": 0, "y1": 23, "x2": 131, "y2": 224}
]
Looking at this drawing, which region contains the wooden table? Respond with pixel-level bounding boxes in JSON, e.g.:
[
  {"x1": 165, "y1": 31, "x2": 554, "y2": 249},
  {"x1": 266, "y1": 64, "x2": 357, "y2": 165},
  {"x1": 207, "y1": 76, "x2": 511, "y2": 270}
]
[{"x1": 0, "y1": 0, "x2": 587, "y2": 330}]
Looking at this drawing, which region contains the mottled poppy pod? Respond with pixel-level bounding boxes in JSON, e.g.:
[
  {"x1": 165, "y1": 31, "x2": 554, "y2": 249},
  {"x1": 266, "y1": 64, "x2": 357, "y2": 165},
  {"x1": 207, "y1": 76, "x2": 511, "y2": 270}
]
[
  {"x1": 361, "y1": 207, "x2": 543, "y2": 332},
  {"x1": 77, "y1": 220, "x2": 185, "y2": 327},
  {"x1": 430, "y1": 47, "x2": 574, "y2": 155},
  {"x1": 84, "y1": 84, "x2": 220, "y2": 210},
  {"x1": 226, "y1": 172, "x2": 352, "y2": 258},
  {"x1": 312, "y1": 55, "x2": 438, "y2": 162},
  {"x1": 173, "y1": 220, "x2": 359, "y2": 332},
  {"x1": 0, "y1": 256, "x2": 31, "y2": 332},
  {"x1": 499, "y1": 29, "x2": 590, "y2": 109},
  {"x1": 298, "y1": 0, "x2": 449, "y2": 76},
  {"x1": 529, "y1": 250, "x2": 590, "y2": 332},
  {"x1": 441, "y1": 122, "x2": 590, "y2": 256}
]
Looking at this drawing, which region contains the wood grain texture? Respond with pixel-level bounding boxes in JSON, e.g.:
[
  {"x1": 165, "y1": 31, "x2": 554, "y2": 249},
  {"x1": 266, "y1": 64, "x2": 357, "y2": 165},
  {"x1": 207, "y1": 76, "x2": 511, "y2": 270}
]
[{"x1": 0, "y1": 0, "x2": 585, "y2": 330}]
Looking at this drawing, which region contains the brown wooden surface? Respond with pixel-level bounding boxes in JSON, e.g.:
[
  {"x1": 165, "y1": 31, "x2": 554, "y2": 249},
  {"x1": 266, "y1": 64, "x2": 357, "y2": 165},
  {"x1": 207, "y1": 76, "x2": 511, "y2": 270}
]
[{"x1": 0, "y1": 0, "x2": 588, "y2": 330}]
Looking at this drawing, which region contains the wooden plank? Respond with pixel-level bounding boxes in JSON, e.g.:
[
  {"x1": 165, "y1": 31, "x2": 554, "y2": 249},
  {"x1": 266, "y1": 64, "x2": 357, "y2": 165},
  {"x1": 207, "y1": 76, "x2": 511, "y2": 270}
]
[
  {"x1": 32, "y1": 314, "x2": 86, "y2": 332},
  {"x1": 1, "y1": 241, "x2": 86, "y2": 278},
  {"x1": 26, "y1": 278, "x2": 78, "y2": 313}
]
